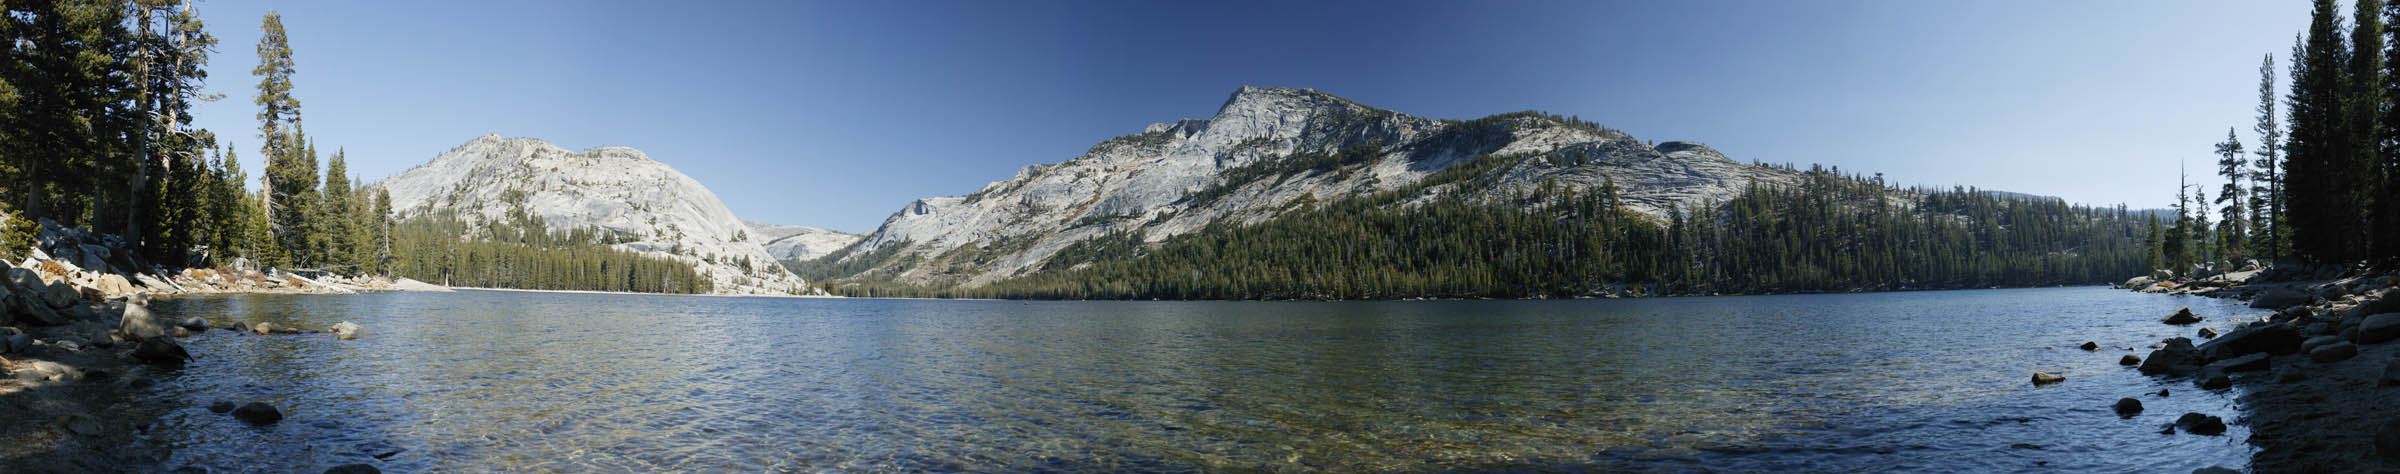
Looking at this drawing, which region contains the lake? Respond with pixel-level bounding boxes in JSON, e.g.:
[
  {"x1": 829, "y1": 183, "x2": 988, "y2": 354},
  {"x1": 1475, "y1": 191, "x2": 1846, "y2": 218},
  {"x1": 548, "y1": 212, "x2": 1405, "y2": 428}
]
[{"x1": 126, "y1": 287, "x2": 2259, "y2": 472}]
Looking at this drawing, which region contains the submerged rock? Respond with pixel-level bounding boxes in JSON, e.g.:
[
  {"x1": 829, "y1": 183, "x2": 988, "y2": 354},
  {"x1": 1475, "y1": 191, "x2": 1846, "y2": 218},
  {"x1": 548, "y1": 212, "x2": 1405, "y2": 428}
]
[
  {"x1": 2119, "y1": 354, "x2": 2142, "y2": 366},
  {"x1": 175, "y1": 317, "x2": 208, "y2": 331},
  {"x1": 324, "y1": 464, "x2": 381, "y2": 474},
  {"x1": 2163, "y1": 308, "x2": 2204, "y2": 325},
  {"x1": 206, "y1": 400, "x2": 234, "y2": 413},
  {"x1": 231, "y1": 402, "x2": 283, "y2": 425},
  {"x1": 330, "y1": 321, "x2": 360, "y2": 341},
  {"x1": 2198, "y1": 373, "x2": 2231, "y2": 390},
  {"x1": 131, "y1": 338, "x2": 191, "y2": 365},
  {"x1": 2383, "y1": 360, "x2": 2400, "y2": 386},
  {"x1": 2079, "y1": 341, "x2": 2099, "y2": 351},
  {"x1": 2031, "y1": 372, "x2": 2065, "y2": 385},
  {"x1": 251, "y1": 322, "x2": 276, "y2": 335}
]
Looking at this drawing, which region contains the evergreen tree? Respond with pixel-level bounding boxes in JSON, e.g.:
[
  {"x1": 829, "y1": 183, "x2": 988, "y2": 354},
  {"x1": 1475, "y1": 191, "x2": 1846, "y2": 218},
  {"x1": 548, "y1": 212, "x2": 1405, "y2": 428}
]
[
  {"x1": 2343, "y1": 0, "x2": 2385, "y2": 262},
  {"x1": 322, "y1": 149, "x2": 356, "y2": 270},
  {"x1": 2214, "y1": 129, "x2": 2247, "y2": 260},
  {"x1": 2379, "y1": 0, "x2": 2400, "y2": 263},
  {"x1": 2287, "y1": 0, "x2": 2351, "y2": 263},
  {"x1": 2254, "y1": 52, "x2": 2288, "y2": 259},
  {"x1": 253, "y1": 10, "x2": 308, "y2": 265}
]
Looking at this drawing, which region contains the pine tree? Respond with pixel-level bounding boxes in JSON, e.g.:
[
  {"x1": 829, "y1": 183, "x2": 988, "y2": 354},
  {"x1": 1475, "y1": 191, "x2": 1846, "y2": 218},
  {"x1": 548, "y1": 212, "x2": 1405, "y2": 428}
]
[
  {"x1": 2378, "y1": 1, "x2": 2400, "y2": 263},
  {"x1": 254, "y1": 10, "x2": 305, "y2": 263},
  {"x1": 2287, "y1": 0, "x2": 2350, "y2": 263},
  {"x1": 322, "y1": 149, "x2": 356, "y2": 270},
  {"x1": 2341, "y1": 0, "x2": 2385, "y2": 262},
  {"x1": 2214, "y1": 128, "x2": 2247, "y2": 260},
  {"x1": 2253, "y1": 52, "x2": 2288, "y2": 259}
]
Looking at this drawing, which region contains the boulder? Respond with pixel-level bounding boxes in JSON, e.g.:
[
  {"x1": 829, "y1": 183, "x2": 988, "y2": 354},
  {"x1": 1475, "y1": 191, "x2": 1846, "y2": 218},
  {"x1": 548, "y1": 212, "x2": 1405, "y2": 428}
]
[
  {"x1": 93, "y1": 273, "x2": 134, "y2": 298},
  {"x1": 325, "y1": 464, "x2": 381, "y2": 474},
  {"x1": 2176, "y1": 413, "x2": 2227, "y2": 435},
  {"x1": 2384, "y1": 360, "x2": 2400, "y2": 386},
  {"x1": 2361, "y1": 288, "x2": 2400, "y2": 315},
  {"x1": 2275, "y1": 366, "x2": 2308, "y2": 383},
  {"x1": 230, "y1": 402, "x2": 282, "y2": 425},
  {"x1": 4, "y1": 290, "x2": 69, "y2": 326},
  {"x1": 2303, "y1": 335, "x2": 2344, "y2": 354},
  {"x1": 2359, "y1": 313, "x2": 2400, "y2": 344},
  {"x1": 2203, "y1": 352, "x2": 2271, "y2": 373},
  {"x1": 2079, "y1": 341, "x2": 2099, "y2": 351},
  {"x1": 2126, "y1": 276, "x2": 2155, "y2": 288},
  {"x1": 2031, "y1": 372, "x2": 2066, "y2": 385},
  {"x1": 4, "y1": 333, "x2": 28, "y2": 353},
  {"x1": 117, "y1": 298, "x2": 168, "y2": 341},
  {"x1": 40, "y1": 281, "x2": 79, "y2": 309},
  {"x1": 2163, "y1": 308, "x2": 2204, "y2": 325},
  {"x1": 2140, "y1": 338, "x2": 2203, "y2": 376},
  {"x1": 2198, "y1": 373, "x2": 2231, "y2": 389},
  {"x1": 2197, "y1": 327, "x2": 2219, "y2": 339},
  {"x1": 251, "y1": 322, "x2": 276, "y2": 335},
  {"x1": 131, "y1": 338, "x2": 191, "y2": 365},
  {"x1": 15, "y1": 360, "x2": 80, "y2": 382},
  {"x1": 2120, "y1": 354, "x2": 2142, "y2": 366},
  {"x1": 330, "y1": 321, "x2": 360, "y2": 341},
  {"x1": 2253, "y1": 287, "x2": 2312, "y2": 309},
  {"x1": 2308, "y1": 341, "x2": 2359, "y2": 363},
  {"x1": 2113, "y1": 397, "x2": 2143, "y2": 416},
  {"x1": 2196, "y1": 323, "x2": 2303, "y2": 359},
  {"x1": 2380, "y1": 417, "x2": 2400, "y2": 460}
]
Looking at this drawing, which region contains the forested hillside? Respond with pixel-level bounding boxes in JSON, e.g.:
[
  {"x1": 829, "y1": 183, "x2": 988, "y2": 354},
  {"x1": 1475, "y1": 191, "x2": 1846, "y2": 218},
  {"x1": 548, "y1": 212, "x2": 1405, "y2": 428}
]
[
  {"x1": 817, "y1": 159, "x2": 2152, "y2": 299},
  {"x1": 388, "y1": 208, "x2": 711, "y2": 294}
]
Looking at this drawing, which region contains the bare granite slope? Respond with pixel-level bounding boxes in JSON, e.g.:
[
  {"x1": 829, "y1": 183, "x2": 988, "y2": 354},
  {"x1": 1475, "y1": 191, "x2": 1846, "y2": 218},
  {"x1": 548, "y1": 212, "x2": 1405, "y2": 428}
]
[
  {"x1": 830, "y1": 86, "x2": 1807, "y2": 287},
  {"x1": 376, "y1": 135, "x2": 810, "y2": 295}
]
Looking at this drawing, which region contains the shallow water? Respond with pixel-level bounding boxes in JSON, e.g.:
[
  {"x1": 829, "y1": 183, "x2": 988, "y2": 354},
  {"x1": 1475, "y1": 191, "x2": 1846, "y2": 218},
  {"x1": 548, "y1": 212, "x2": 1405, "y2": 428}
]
[{"x1": 129, "y1": 287, "x2": 2259, "y2": 472}]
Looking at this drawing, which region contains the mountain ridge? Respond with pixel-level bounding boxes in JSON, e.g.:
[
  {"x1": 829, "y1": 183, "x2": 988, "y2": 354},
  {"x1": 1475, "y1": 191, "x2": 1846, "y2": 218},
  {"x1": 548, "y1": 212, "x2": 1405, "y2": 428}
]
[
  {"x1": 375, "y1": 135, "x2": 812, "y2": 295},
  {"x1": 811, "y1": 86, "x2": 1811, "y2": 288}
]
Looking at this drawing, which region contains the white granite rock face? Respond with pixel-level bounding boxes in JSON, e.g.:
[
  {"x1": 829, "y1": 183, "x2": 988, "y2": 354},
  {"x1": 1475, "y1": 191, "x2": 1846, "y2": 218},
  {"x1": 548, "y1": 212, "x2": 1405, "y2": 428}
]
[
  {"x1": 375, "y1": 135, "x2": 811, "y2": 295},
  {"x1": 743, "y1": 220, "x2": 861, "y2": 261},
  {"x1": 835, "y1": 87, "x2": 1809, "y2": 288}
]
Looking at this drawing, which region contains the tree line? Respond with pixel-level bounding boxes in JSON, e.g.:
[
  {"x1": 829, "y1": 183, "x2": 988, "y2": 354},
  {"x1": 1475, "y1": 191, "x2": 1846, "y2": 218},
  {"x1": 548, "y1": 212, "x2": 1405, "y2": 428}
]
[
  {"x1": 815, "y1": 154, "x2": 2151, "y2": 299},
  {"x1": 2180, "y1": 0, "x2": 2400, "y2": 272},
  {"x1": 2, "y1": 3, "x2": 707, "y2": 294}
]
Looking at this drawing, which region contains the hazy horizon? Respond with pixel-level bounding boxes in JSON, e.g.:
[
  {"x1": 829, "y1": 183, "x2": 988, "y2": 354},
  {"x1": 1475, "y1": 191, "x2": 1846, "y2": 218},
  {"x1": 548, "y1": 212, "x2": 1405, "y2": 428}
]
[{"x1": 183, "y1": 0, "x2": 2304, "y2": 233}]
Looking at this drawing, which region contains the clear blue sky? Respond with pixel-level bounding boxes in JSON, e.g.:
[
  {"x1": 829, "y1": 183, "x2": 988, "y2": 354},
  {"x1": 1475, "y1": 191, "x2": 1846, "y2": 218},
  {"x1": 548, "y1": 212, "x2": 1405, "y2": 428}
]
[{"x1": 186, "y1": 0, "x2": 2309, "y2": 233}]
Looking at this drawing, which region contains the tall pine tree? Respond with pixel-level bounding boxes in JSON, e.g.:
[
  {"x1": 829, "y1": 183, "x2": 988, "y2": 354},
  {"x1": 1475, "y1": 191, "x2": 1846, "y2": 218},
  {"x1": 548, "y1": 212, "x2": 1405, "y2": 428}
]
[
  {"x1": 2254, "y1": 52, "x2": 2287, "y2": 259},
  {"x1": 2287, "y1": 0, "x2": 2350, "y2": 263},
  {"x1": 2214, "y1": 128, "x2": 2247, "y2": 260}
]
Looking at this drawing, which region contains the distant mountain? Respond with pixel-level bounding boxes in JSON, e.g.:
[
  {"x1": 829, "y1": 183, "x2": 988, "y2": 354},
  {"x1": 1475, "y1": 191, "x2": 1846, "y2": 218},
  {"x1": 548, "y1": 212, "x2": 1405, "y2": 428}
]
[
  {"x1": 376, "y1": 135, "x2": 810, "y2": 295},
  {"x1": 810, "y1": 87, "x2": 1812, "y2": 288},
  {"x1": 742, "y1": 220, "x2": 860, "y2": 261}
]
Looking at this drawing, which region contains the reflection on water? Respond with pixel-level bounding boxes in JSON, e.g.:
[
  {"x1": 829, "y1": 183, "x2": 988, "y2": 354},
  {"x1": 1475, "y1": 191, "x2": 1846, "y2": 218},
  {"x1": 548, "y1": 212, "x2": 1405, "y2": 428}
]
[{"x1": 134, "y1": 288, "x2": 2259, "y2": 472}]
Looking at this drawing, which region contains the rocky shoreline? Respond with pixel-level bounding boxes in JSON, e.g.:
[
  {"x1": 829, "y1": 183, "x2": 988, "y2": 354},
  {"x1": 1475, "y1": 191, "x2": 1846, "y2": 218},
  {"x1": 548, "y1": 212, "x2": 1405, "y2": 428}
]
[
  {"x1": 1, "y1": 221, "x2": 434, "y2": 473},
  {"x1": 2116, "y1": 263, "x2": 2400, "y2": 473}
]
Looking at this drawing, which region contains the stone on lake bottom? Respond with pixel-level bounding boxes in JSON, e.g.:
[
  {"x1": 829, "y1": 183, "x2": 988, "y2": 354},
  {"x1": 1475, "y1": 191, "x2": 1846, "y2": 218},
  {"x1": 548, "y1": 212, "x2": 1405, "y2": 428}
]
[{"x1": 231, "y1": 402, "x2": 282, "y2": 425}]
